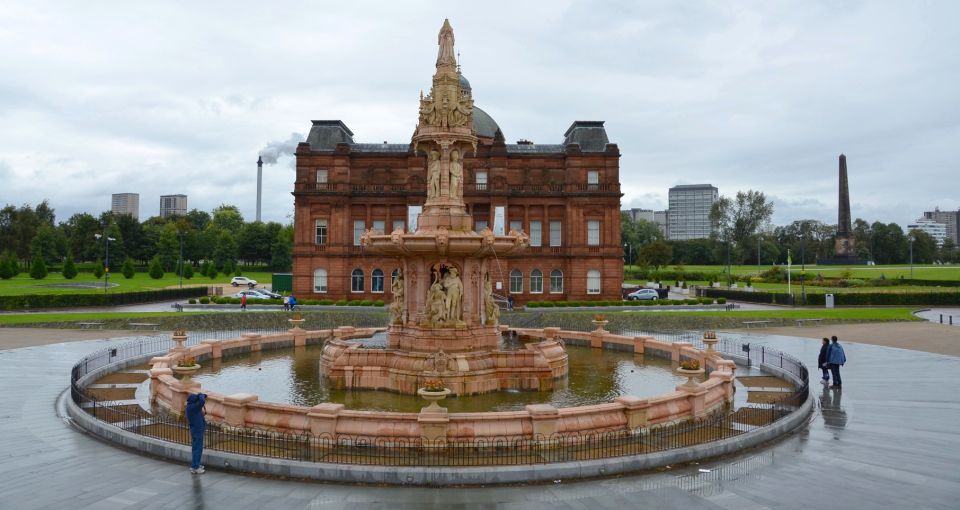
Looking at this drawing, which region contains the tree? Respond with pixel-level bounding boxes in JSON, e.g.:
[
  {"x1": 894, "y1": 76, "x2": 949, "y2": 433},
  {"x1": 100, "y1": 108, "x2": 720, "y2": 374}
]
[
  {"x1": 909, "y1": 229, "x2": 937, "y2": 264},
  {"x1": 0, "y1": 253, "x2": 13, "y2": 279},
  {"x1": 639, "y1": 240, "x2": 673, "y2": 270},
  {"x1": 939, "y1": 238, "x2": 958, "y2": 263},
  {"x1": 62, "y1": 254, "x2": 78, "y2": 279},
  {"x1": 62, "y1": 212, "x2": 102, "y2": 262},
  {"x1": 710, "y1": 190, "x2": 774, "y2": 264},
  {"x1": 183, "y1": 262, "x2": 194, "y2": 279},
  {"x1": 122, "y1": 257, "x2": 136, "y2": 279},
  {"x1": 30, "y1": 224, "x2": 64, "y2": 264},
  {"x1": 207, "y1": 266, "x2": 218, "y2": 280},
  {"x1": 270, "y1": 225, "x2": 293, "y2": 271},
  {"x1": 156, "y1": 223, "x2": 179, "y2": 271},
  {"x1": 238, "y1": 222, "x2": 272, "y2": 265},
  {"x1": 211, "y1": 205, "x2": 245, "y2": 233},
  {"x1": 29, "y1": 255, "x2": 48, "y2": 280},
  {"x1": 212, "y1": 231, "x2": 238, "y2": 271},
  {"x1": 148, "y1": 256, "x2": 164, "y2": 279},
  {"x1": 93, "y1": 261, "x2": 104, "y2": 279}
]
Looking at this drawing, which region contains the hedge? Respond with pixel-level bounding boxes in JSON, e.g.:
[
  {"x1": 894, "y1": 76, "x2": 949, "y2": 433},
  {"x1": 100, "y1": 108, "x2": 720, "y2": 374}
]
[
  {"x1": 0, "y1": 287, "x2": 209, "y2": 310},
  {"x1": 525, "y1": 298, "x2": 717, "y2": 308},
  {"x1": 703, "y1": 288, "x2": 960, "y2": 306}
]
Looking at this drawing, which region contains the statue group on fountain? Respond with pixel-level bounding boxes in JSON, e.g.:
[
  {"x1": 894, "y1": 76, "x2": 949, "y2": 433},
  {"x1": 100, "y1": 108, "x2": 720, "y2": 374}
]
[
  {"x1": 426, "y1": 148, "x2": 464, "y2": 201},
  {"x1": 390, "y1": 269, "x2": 405, "y2": 325},
  {"x1": 422, "y1": 266, "x2": 464, "y2": 327}
]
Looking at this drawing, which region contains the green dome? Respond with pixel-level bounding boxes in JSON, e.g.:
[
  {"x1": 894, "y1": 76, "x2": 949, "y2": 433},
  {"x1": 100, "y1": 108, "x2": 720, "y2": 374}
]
[{"x1": 472, "y1": 106, "x2": 500, "y2": 139}]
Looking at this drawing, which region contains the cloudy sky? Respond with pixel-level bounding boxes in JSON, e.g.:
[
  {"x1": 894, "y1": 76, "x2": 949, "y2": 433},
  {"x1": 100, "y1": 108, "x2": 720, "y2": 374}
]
[{"x1": 1, "y1": 1, "x2": 958, "y2": 228}]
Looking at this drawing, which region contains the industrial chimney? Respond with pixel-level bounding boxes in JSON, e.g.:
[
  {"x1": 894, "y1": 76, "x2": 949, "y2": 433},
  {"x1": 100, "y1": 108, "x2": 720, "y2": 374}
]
[{"x1": 256, "y1": 155, "x2": 263, "y2": 222}]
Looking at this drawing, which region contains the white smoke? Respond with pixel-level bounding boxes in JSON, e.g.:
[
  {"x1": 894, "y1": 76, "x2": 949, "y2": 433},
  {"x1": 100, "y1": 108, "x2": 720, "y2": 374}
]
[{"x1": 259, "y1": 133, "x2": 304, "y2": 164}]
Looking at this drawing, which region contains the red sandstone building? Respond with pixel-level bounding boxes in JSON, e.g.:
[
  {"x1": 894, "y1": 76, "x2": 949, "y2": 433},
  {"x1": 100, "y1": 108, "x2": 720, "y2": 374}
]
[{"x1": 292, "y1": 72, "x2": 623, "y2": 304}]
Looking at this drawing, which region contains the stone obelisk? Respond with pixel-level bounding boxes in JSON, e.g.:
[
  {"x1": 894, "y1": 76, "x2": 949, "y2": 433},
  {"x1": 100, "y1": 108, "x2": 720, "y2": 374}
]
[{"x1": 834, "y1": 154, "x2": 855, "y2": 258}]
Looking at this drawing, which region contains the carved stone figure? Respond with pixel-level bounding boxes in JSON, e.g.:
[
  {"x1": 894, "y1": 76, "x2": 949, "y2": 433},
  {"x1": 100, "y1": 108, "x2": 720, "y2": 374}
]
[
  {"x1": 427, "y1": 150, "x2": 442, "y2": 199},
  {"x1": 484, "y1": 272, "x2": 499, "y2": 326},
  {"x1": 425, "y1": 349, "x2": 450, "y2": 373},
  {"x1": 437, "y1": 19, "x2": 456, "y2": 67},
  {"x1": 419, "y1": 99, "x2": 438, "y2": 127},
  {"x1": 448, "y1": 100, "x2": 471, "y2": 127},
  {"x1": 448, "y1": 149, "x2": 463, "y2": 200},
  {"x1": 425, "y1": 278, "x2": 447, "y2": 326},
  {"x1": 443, "y1": 267, "x2": 463, "y2": 323},
  {"x1": 390, "y1": 270, "x2": 404, "y2": 325}
]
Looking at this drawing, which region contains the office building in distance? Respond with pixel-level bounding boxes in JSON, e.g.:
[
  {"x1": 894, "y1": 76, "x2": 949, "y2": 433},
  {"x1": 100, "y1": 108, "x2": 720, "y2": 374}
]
[
  {"x1": 160, "y1": 194, "x2": 188, "y2": 218},
  {"x1": 666, "y1": 184, "x2": 717, "y2": 240},
  {"x1": 111, "y1": 193, "x2": 139, "y2": 220}
]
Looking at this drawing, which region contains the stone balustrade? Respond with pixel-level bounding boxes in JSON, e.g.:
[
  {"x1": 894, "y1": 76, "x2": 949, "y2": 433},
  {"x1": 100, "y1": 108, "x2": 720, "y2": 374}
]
[{"x1": 151, "y1": 326, "x2": 738, "y2": 442}]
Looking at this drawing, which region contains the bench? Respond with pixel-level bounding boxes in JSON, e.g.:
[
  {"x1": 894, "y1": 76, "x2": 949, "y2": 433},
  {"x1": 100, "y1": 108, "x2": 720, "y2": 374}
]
[
  {"x1": 742, "y1": 320, "x2": 773, "y2": 329},
  {"x1": 794, "y1": 318, "x2": 824, "y2": 327},
  {"x1": 128, "y1": 323, "x2": 159, "y2": 331},
  {"x1": 77, "y1": 322, "x2": 105, "y2": 330}
]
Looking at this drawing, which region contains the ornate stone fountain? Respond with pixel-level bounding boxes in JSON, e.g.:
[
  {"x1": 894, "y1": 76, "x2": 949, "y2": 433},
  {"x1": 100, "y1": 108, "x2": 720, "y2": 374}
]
[{"x1": 319, "y1": 19, "x2": 568, "y2": 396}]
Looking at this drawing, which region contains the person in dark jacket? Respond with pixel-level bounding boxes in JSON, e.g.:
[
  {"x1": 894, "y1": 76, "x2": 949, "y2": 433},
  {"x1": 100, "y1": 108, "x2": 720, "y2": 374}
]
[
  {"x1": 185, "y1": 392, "x2": 207, "y2": 474},
  {"x1": 818, "y1": 337, "x2": 831, "y2": 384},
  {"x1": 827, "y1": 336, "x2": 847, "y2": 389}
]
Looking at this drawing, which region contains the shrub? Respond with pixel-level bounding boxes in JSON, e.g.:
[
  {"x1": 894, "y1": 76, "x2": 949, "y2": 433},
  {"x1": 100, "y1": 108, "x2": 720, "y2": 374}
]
[
  {"x1": 527, "y1": 301, "x2": 541, "y2": 308},
  {"x1": 183, "y1": 263, "x2": 194, "y2": 279},
  {"x1": 335, "y1": 299, "x2": 348, "y2": 306},
  {"x1": 0, "y1": 256, "x2": 12, "y2": 280},
  {"x1": 62, "y1": 255, "x2": 78, "y2": 279},
  {"x1": 122, "y1": 257, "x2": 136, "y2": 279},
  {"x1": 188, "y1": 298, "x2": 197, "y2": 304},
  {"x1": 148, "y1": 256, "x2": 164, "y2": 279},
  {"x1": 199, "y1": 297, "x2": 210, "y2": 304},
  {"x1": 200, "y1": 261, "x2": 211, "y2": 277},
  {"x1": 208, "y1": 267, "x2": 218, "y2": 280},
  {"x1": 93, "y1": 261, "x2": 104, "y2": 279},
  {"x1": 319, "y1": 299, "x2": 334, "y2": 305},
  {"x1": 348, "y1": 299, "x2": 362, "y2": 306},
  {"x1": 29, "y1": 255, "x2": 48, "y2": 280},
  {"x1": 373, "y1": 299, "x2": 385, "y2": 307},
  {"x1": 717, "y1": 297, "x2": 727, "y2": 304},
  {"x1": 222, "y1": 260, "x2": 234, "y2": 277}
]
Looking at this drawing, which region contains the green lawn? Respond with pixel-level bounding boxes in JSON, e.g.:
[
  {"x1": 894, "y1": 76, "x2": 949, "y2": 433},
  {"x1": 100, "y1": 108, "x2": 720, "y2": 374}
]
[
  {"x1": 628, "y1": 264, "x2": 960, "y2": 280},
  {"x1": 0, "y1": 311, "x2": 208, "y2": 325},
  {"x1": 0, "y1": 271, "x2": 274, "y2": 296}
]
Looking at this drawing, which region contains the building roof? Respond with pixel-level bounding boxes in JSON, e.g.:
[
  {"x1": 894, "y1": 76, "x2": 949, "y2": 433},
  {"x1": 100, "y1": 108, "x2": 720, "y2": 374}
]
[
  {"x1": 306, "y1": 120, "x2": 355, "y2": 151},
  {"x1": 562, "y1": 121, "x2": 610, "y2": 152},
  {"x1": 669, "y1": 184, "x2": 718, "y2": 191},
  {"x1": 473, "y1": 106, "x2": 500, "y2": 139}
]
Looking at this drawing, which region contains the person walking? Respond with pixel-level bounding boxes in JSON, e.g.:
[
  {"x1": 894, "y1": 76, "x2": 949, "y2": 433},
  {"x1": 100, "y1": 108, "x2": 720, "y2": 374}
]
[
  {"x1": 827, "y1": 335, "x2": 847, "y2": 389},
  {"x1": 507, "y1": 295, "x2": 513, "y2": 311},
  {"x1": 282, "y1": 295, "x2": 290, "y2": 311},
  {"x1": 818, "y1": 337, "x2": 831, "y2": 384},
  {"x1": 240, "y1": 293, "x2": 247, "y2": 311},
  {"x1": 185, "y1": 392, "x2": 207, "y2": 474}
]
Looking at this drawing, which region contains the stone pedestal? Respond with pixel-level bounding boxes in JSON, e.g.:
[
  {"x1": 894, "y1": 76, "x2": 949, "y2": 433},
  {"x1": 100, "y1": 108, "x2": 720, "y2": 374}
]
[
  {"x1": 676, "y1": 367, "x2": 705, "y2": 392},
  {"x1": 615, "y1": 395, "x2": 651, "y2": 429},
  {"x1": 243, "y1": 333, "x2": 262, "y2": 352},
  {"x1": 223, "y1": 393, "x2": 258, "y2": 428},
  {"x1": 418, "y1": 405, "x2": 450, "y2": 444},
  {"x1": 201, "y1": 339, "x2": 223, "y2": 359},
  {"x1": 526, "y1": 404, "x2": 559, "y2": 438},
  {"x1": 307, "y1": 403, "x2": 345, "y2": 438}
]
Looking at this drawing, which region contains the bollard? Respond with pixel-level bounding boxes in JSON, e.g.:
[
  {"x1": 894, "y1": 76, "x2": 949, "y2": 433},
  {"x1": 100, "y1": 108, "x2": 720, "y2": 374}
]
[{"x1": 940, "y1": 314, "x2": 943, "y2": 323}]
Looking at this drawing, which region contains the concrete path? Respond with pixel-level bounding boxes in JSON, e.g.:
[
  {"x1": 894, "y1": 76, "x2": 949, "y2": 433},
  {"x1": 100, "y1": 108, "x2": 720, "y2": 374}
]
[
  {"x1": 0, "y1": 330, "x2": 958, "y2": 509},
  {"x1": 727, "y1": 321, "x2": 960, "y2": 357}
]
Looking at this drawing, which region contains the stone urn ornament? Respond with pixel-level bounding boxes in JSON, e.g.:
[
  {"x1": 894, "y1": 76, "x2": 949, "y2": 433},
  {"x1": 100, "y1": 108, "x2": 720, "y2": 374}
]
[
  {"x1": 591, "y1": 314, "x2": 609, "y2": 332},
  {"x1": 172, "y1": 356, "x2": 201, "y2": 388},
  {"x1": 288, "y1": 311, "x2": 306, "y2": 330},
  {"x1": 171, "y1": 328, "x2": 188, "y2": 352},
  {"x1": 417, "y1": 378, "x2": 451, "y2": 411},
  {"x1": 676, "y1": 359, "x2": 705, "y2": 391},
  {"x1": 702, "y1": 331, "x2": 719, "y2": 352}
]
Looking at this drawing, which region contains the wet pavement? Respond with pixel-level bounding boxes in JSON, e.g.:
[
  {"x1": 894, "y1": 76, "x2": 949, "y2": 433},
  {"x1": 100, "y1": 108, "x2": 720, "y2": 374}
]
[{"x1": 1, "y1": 332, "x2": 958, "y2": 509}]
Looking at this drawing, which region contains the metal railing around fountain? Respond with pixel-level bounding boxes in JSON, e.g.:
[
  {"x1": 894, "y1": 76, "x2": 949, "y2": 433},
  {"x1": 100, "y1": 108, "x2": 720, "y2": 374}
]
[{"x1": 69, "y1": 331, "x2": 809, "y2": 467}]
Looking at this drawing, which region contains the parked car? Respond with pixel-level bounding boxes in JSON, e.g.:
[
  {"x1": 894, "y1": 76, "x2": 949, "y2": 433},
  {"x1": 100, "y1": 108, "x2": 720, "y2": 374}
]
[
  {"x1": 230, "y1": 276, "x2": 257, "y2": 288},
  {"x1": 233, "y1": 289, "x2": 271, "y2": 300},
  {"x1": 627, "y1": 288, "x2": 659, "y2": 301},
  {"x1": 254, "y1": 289, "x2": 281, "y2": 299}
]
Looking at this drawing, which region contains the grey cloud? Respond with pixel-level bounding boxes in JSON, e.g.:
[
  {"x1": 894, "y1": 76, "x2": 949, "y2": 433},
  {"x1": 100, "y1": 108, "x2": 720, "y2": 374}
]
[{"x1": 259, "y1": 133, "x2": 304, "y2": 165}]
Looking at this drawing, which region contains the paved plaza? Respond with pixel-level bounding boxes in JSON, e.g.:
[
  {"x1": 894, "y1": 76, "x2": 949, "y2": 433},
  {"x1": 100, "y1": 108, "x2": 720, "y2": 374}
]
[{"x1": 0, "y1": 326, "x2": 958, "y2": 509}]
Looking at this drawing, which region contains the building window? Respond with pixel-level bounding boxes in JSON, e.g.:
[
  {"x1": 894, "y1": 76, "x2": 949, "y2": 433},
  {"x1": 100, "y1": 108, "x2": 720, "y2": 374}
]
[
  {"x1": 530, "y1": 269, "x2": 543, "y2": 293},
  {"x1": 353, "y1": 220, "x2": 365, "y2": 246},
  {"x1": 550, "y1": 270, "x2": 563, "y2": 293},
  {"x1": 351, "y1": 269, "x2": 364, "y2": 292},
  {"x1": 510, "y1": 220, "x2": 522, "y2": 233},
  {"x1": 392, "y1": 268, "x2": 400, "y2": 285},
  {"x1": 475, "y1": 220, "x2": 488, "y2": 231},
  {"x1": 313, "y1": 269, "x2": 328, "y2": 293},
  {"x1": 372, "y1": 269, "x2": 384, "y2": 293},
  {"x1": 587, "y1": 270, "x2": 601, "y2": 294},
  {"x1": 587, "y1": 170, "x2": 599, "y2": 188},
  {"x1": 476, "y1": 170, "x2": 487, "y2": 190},
  {"x1": 392, "y1": 220, "x2": 405, "y2": 233},
  {"x1": 316, "y1": 169, "x2": 329, "y2": 190},
  {"x1": 509, "y1": 269, "x2": 523, "y2": 294},
  {"x1": 587, "y1": 220, "x2": 600, "y2": 246},
  {"x1": 315, "y1": 219, "x2": 328, "y2": 245},
  {"x1": 549, "y1": 221, "x2": 561, "y2": 247},
  {"x1": 373, "y1": 220, "x2": 385, "y2": 233},
  {"x1": 530, "y1": 221, "x2": 542, "y2": 247}
]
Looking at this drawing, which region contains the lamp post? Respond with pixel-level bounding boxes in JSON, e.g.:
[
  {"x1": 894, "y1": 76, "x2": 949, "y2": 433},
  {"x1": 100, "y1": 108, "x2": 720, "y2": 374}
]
[
  {"x1": 95, "y1": 233, "x2": 116, "y2": 294},
  {"x1": 623, "y1": 243, "x2": 631, "y2": 267},
  {"x1": 909, "y1": 237, "x2": 914, "y2": 278},
  {"x1": 178, "y1": 231, "x2": 184, "y2": 289}
]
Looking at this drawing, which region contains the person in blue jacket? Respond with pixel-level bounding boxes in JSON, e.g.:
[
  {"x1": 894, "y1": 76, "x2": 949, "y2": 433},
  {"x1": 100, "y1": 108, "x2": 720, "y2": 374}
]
[
  {"x1": 185, "y1": 392, "x2": 207, "y2": 474},
  {"x1": 826, "y1": 336, "x2": 847, "y2": 389}
]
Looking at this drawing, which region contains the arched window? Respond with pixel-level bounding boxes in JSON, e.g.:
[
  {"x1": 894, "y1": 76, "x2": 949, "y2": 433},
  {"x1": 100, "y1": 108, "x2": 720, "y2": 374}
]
[
  {"x1": 313, "y1": 268, "x2": 328, "y2": 293},
  {"x1": 351, "y1": 268, "x2": 364, "y2": 293},
  {"x1": 530, "y1": 269, "x2": 543, "y2": 294},
  {"x1": 586, "y1": 270, "x2": 601, "y2": 294},
  {"x1": 372, "y1": 269, "x2": 385, "y2": 293},
  {"x1": 509, "y1": 269, "x2": 523, "y2": 294},
  {"x1": 550, "y1": 270, "x2": 563, "y2": 293}
]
